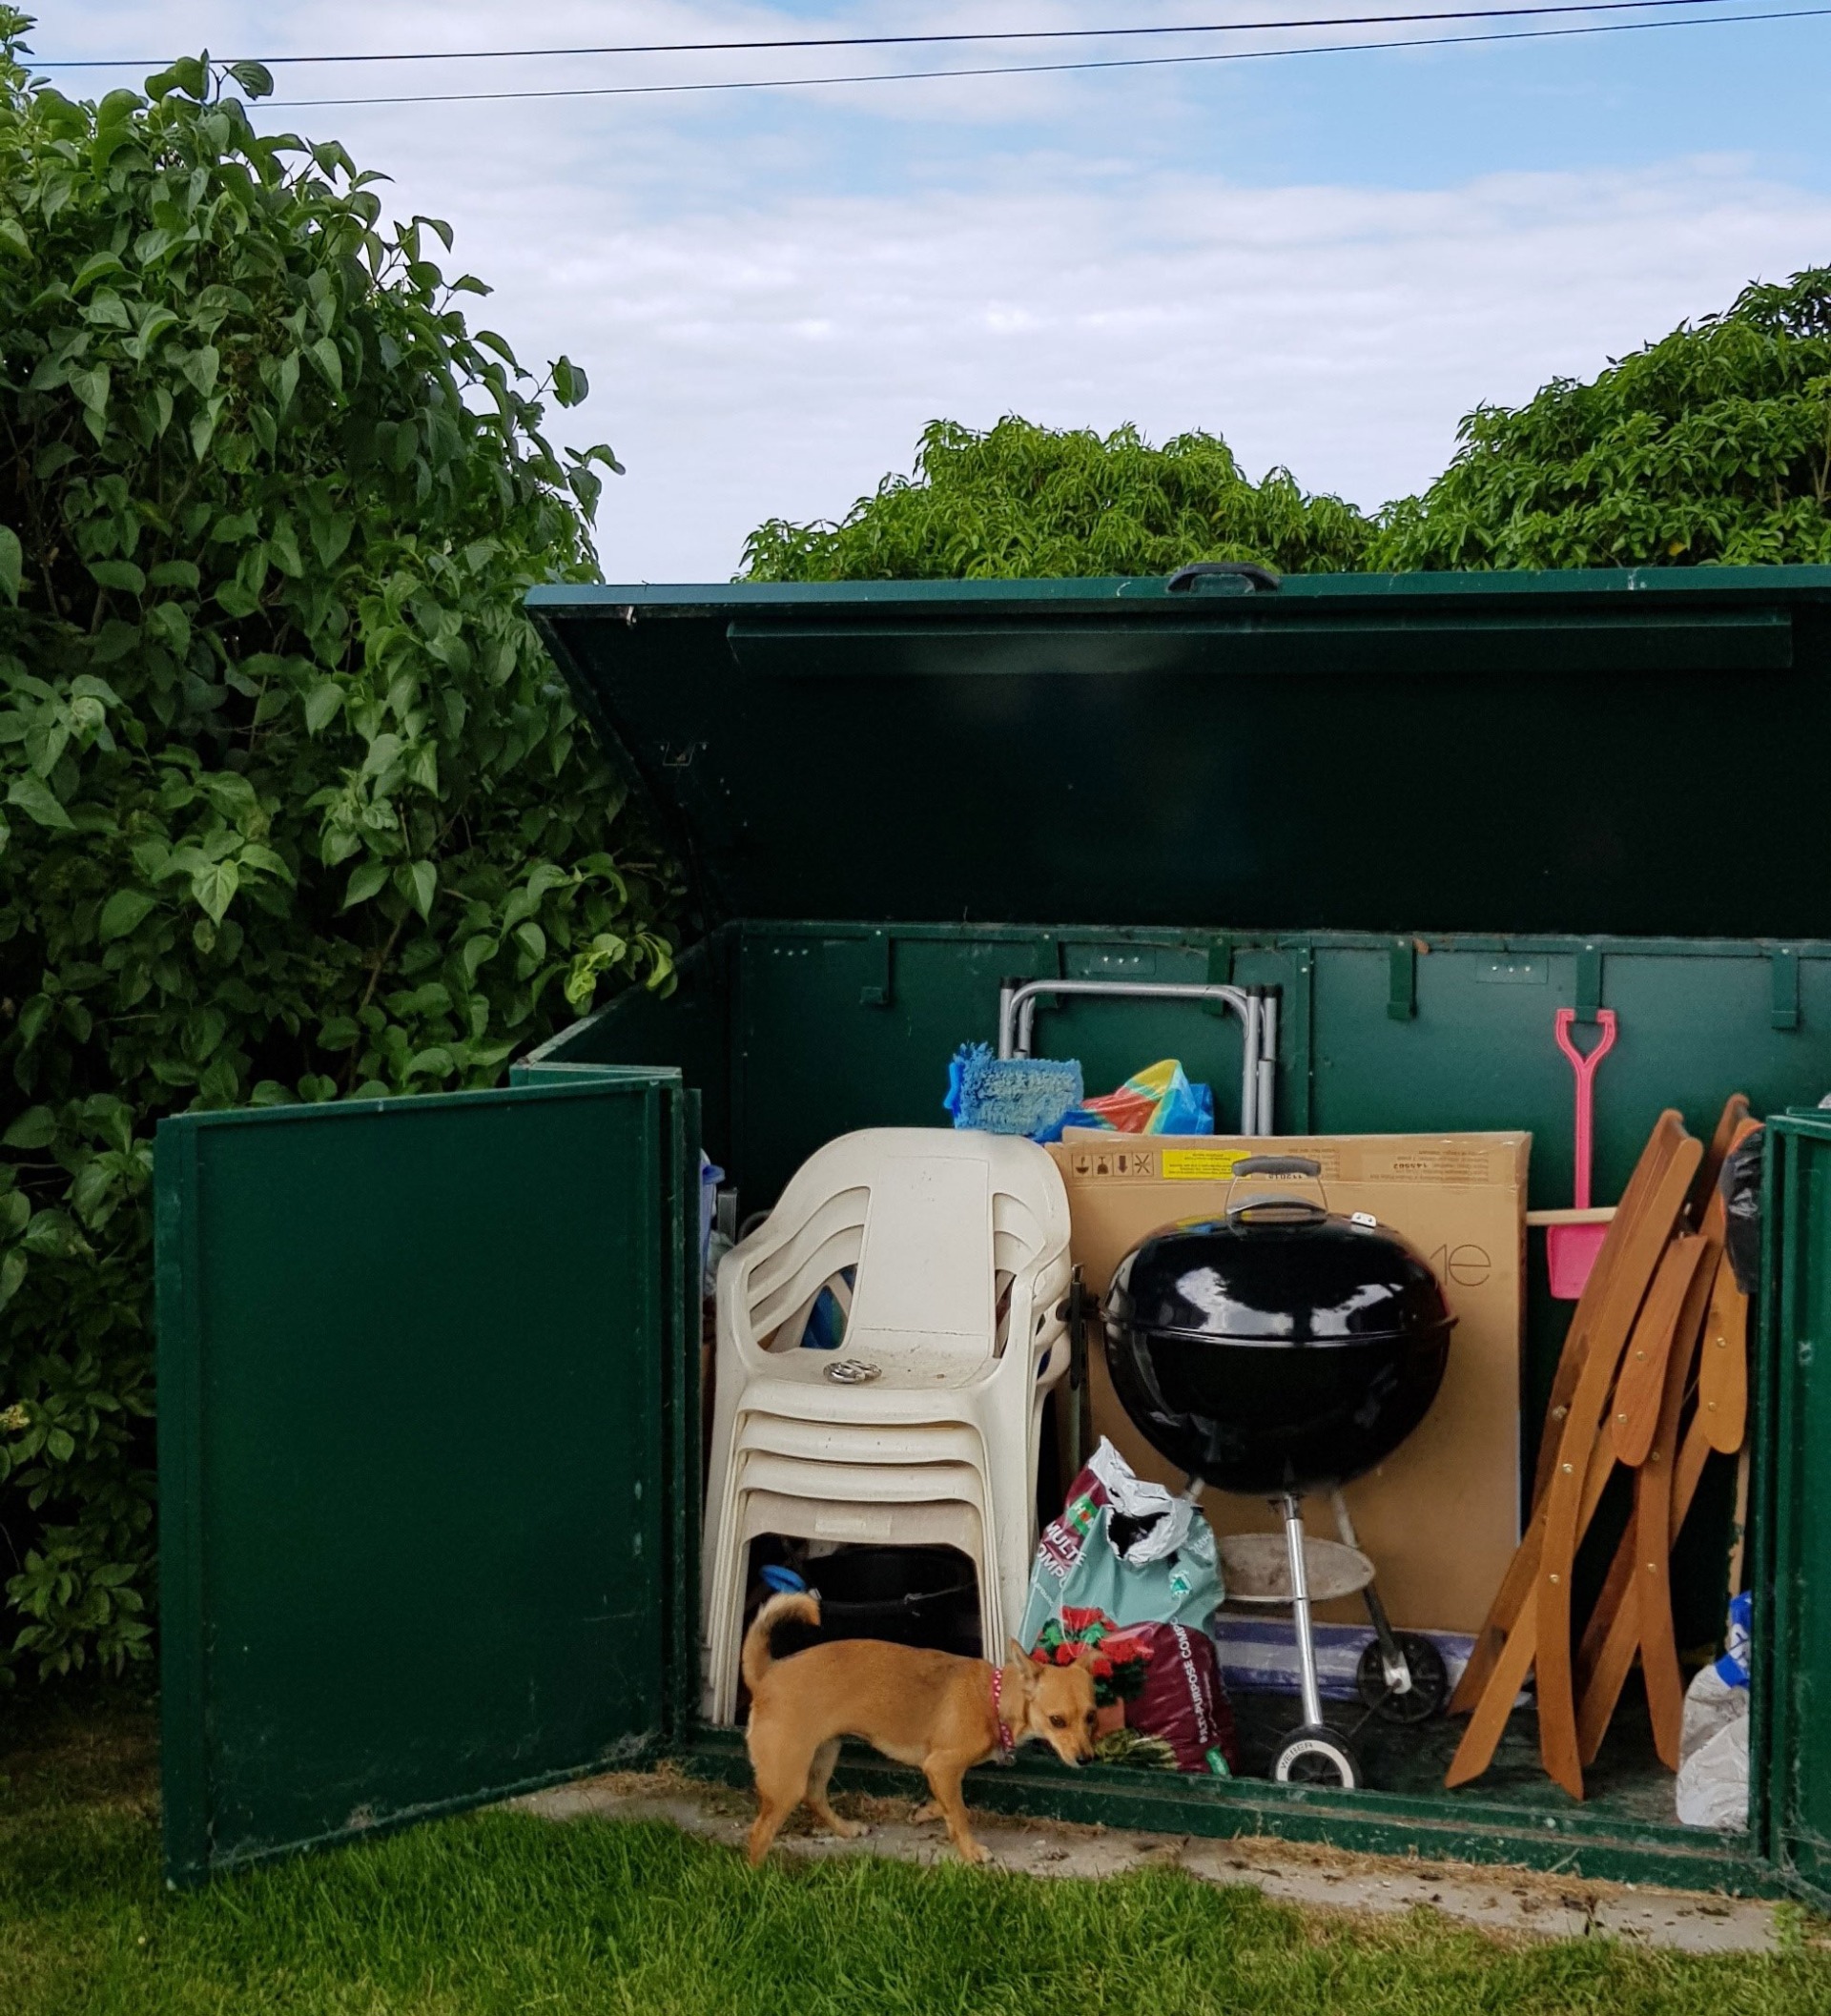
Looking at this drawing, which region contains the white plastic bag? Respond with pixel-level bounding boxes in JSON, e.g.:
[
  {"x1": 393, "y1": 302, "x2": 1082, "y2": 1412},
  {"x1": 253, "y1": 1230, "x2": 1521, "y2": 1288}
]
[{"x1": 1676, "y1": 1592, "x2": 1750, "y2": 1832}]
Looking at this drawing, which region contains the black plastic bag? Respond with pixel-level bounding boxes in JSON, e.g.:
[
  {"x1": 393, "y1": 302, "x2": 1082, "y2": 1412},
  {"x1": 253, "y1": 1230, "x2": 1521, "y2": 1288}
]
[{"x1": 1720, "y1": 1126, "x2": 1766, "y2": 1298}]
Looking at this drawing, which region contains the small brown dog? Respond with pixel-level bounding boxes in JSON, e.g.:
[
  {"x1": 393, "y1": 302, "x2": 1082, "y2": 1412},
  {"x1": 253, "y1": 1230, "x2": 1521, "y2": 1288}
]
[{"x1": 741, "y1": 1590, "x2": 1100, "y2": 1865}]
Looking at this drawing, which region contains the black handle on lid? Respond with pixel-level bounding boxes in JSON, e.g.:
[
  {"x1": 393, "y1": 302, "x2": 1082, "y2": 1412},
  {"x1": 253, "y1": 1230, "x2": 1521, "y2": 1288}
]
[
  {"x1": 1226, "y1": 1195, "x2": 1330, "y2": 1225},
  {"x1": 1224, "y1": 1152, "x2": 1328, "y2": 1224},
  {"x1": 1164, "y1": 561, "x2": 1283, "y2": 594}
]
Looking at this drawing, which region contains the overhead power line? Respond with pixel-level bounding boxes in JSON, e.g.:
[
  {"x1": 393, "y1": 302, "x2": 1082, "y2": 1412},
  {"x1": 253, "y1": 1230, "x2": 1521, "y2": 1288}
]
[
  {"x1": 252, "y1": 4, "x2": 1831, "y2": 107},
  {"x1": 27, "y1": 0, "x2": 1756, "y2": 69}
]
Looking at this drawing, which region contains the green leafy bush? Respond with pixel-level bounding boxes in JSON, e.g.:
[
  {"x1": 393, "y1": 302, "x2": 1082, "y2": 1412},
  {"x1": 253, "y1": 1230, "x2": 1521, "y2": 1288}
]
[
  {"x1": 0, "y1": 21, "x2": 672, "y2": 1681},
  {"x1": 743, "y1": 415, "x2": 1374, "y2": 580},
  {"x1": 749, "y1": 272, "x2": 1831, "y2": 584},
  {"x1": 1376, "y1": 267, "x2": 1831, "y2": 568}
]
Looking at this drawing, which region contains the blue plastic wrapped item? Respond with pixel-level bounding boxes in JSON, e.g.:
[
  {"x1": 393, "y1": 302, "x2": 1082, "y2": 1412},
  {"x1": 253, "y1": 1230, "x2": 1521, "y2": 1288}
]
[
  {"x1": 1715, "y1": 1591, "x2": 1752, "y2": 1687},
  {"x1": 944, "y1": 1043, "x2": 1083, "y2": 1140},
  {"x1": 699, "y1": 1153, "x2": 725, "y2": 1294}
]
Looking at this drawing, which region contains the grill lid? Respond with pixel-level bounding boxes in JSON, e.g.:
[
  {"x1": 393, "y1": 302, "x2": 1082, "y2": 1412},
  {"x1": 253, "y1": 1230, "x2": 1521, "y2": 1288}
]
[{"x1": 1105, "y1": 1206, "x2": 1452, "y2": 1347}]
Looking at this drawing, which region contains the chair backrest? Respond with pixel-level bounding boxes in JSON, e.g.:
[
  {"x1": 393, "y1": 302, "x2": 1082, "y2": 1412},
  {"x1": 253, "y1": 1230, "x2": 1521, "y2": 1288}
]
[{"x1": 731, "y1": 1129, "x2": 1069, "y2": 1371}]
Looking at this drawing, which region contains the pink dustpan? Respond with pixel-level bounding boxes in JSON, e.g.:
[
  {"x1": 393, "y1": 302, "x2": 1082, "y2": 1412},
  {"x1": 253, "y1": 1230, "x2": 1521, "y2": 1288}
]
[
  {"x1": 1548, "y1": 1007, "x2": 1617, "y2": 1301},
  {"x1": 1547, "y1": 1218, "x2": 1610, "y2": 1301}
]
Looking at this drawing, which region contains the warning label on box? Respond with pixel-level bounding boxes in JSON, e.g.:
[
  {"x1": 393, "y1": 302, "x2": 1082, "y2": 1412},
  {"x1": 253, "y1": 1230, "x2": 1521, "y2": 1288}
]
[{"x1": 1162, "y1": 1147, "x2": 1250, "y2": 1181}]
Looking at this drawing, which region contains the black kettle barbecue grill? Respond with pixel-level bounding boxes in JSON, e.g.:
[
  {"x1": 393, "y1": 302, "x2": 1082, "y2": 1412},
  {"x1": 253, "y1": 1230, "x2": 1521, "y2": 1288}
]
[{"x1": 1101, "y1": 1155, "x2": 1456, "y2": 1787}]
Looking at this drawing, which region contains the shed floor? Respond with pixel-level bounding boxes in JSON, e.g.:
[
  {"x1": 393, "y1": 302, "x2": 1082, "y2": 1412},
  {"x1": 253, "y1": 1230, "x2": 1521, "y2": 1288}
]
[{"x1": 1230, "y1": 1687, "x2": 1681, "y2": 1828}]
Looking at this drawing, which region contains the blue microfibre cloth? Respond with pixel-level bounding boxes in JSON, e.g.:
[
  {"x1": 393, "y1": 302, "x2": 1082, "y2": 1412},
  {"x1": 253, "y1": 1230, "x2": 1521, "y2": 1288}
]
[{"x1": 944, "y1": 1042, "x2": 1083, "y2": 1141}]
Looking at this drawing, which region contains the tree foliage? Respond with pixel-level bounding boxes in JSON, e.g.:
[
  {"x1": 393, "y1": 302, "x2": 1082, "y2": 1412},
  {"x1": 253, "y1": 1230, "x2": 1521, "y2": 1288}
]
[
  {"x1": 743, "y1": 416, "x2": 1374, "y2": 581},
  {"x1": 0, "y1": 20, "x2": 673, "y2": 1681},
  {"x1": 1375, "y1": 267, "x2": 1831, "y2": 569},
  {"x1": 749, "y1": 271, "x2": 1831, "y2": 584}
]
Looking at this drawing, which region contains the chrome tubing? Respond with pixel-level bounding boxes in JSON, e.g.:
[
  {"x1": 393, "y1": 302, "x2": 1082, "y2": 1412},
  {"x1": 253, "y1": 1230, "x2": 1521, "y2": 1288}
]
[
  {"x1": 1004, "y1": 977, "x2": 1252, "y2": 1061},
  {"x1": 1282, "y1": 1492, "x2": 1326, "y2": 1731},
  {"x1": 1257, "y1": 992, "x2": 1279, "y2": 1143},
  {"x1": 1242, "y1": 992, "x2": 1263, "y2": 1136},
  {"x1": 998, "y1": 977, "x2": 1276, "y2": 1135}
]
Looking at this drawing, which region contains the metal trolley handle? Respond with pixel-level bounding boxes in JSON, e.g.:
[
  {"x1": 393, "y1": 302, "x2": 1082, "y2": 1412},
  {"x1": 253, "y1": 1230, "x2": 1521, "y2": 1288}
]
[
  {"x1": 996, "y1": 977, "x2": 1281, "y2": 1136},
  {"x1": 1225, "y1": 1153, "x2": 1328, "y2": 1224}
]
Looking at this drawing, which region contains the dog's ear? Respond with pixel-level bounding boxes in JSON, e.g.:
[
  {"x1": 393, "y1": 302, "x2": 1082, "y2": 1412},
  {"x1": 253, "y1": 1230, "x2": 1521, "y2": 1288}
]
[
  {"x1": 1005, "y1": 1639, "x2": 1039, "y2": 1692},
  {"x1": 1072, "y1": 1642, "x2": 1103, "y2": 1674}
]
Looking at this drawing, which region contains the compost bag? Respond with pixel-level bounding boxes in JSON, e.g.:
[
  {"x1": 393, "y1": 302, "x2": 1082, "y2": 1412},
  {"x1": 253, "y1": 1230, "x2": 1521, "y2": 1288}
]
[{"x1": 1020, "y1": 1440, "x2": 1236, "y2": 1772}]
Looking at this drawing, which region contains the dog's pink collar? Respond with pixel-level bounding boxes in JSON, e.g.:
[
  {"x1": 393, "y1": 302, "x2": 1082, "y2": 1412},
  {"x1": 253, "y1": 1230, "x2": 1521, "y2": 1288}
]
[{"x1": 991, "y1": 1665, "x2": 1017, "y2": 1763}]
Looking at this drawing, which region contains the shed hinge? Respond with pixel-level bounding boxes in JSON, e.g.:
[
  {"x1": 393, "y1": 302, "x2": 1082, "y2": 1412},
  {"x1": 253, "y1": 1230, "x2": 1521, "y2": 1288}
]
[
  {"x1": 1388, "y1": 938, "x2": 1417, "y2": 1021},
  {"x1": 1574, "y1": 944, "x2": 1604, "y2": 1023},
  {"x1": 859, "y1": 931, "x2": 894, "y2": 1009},
  {"x1": 1771, "y1": 945, "x2": 1801, "y2": 1032}
]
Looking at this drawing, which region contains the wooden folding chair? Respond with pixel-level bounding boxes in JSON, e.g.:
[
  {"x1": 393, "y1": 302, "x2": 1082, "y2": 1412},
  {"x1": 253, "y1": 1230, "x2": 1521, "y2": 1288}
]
[
  {"x1": 1573, "y1": 1114, "x2": 1757, "y2": 1767},
  {"x1": 1446, "y1": 1113, "x2": 1699, "y2": 1794}
]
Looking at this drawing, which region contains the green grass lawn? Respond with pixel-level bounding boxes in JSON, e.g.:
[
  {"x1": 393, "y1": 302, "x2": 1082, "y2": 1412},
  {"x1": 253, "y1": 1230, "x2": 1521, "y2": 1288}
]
[{"x1": 8, "y1": 1685, "x2": 1831, "y2": 2015}]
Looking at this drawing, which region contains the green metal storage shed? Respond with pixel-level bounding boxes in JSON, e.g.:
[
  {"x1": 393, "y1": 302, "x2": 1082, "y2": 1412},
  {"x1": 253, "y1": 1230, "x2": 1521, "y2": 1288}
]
[{"x1": 154, "y1": 566, "x2": 1831, "y2": 1900}]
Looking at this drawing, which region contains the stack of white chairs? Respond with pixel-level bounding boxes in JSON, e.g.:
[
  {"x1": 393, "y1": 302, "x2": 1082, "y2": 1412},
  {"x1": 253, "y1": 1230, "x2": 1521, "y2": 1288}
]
[{"x1": 702, "y1": 1128, "x2": 1073, "y2": 1722}]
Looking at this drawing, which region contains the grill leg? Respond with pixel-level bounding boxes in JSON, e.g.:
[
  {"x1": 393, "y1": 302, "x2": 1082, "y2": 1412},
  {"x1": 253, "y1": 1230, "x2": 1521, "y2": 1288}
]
[
  {"x1": 1280, "y1": 1493, "x2": 1325, "y2": 1730},
  {"x1": 1328, "y1": 1488, "x2": 1409, "y2": 1696}
]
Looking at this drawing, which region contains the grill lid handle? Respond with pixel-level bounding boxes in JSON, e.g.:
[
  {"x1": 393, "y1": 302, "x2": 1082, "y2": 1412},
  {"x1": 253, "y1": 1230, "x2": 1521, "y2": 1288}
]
[
  {"x1": 1227, "y1": 1196, "x2": 1330, "y2": 1224},
  {"x1": 1226, "y1": 1153, "x2": 1328, "y2": 1224}
]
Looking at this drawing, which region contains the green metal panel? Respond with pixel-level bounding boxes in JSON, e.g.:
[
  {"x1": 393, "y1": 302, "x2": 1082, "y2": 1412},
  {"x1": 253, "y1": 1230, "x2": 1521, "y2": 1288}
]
[
  {"x1": 725, "y1": 607, "x2": 1792, "y2": 678},
  {"x1": 1760, "y1": 1113, "x2": 1831, "y2": 1905},
  {"x1": 155, "y1": 1077, "x2": 681, "y2": 1885},
  {"x1": 530, "y1": 569, "x2": 1831, "y2": 936},
  {"x1": 662, "y1": 1081, "x2": 703, "y2": 1746},
  {"x1": 578, "y1": 916, "x2": 1831, "y2": 1217}
]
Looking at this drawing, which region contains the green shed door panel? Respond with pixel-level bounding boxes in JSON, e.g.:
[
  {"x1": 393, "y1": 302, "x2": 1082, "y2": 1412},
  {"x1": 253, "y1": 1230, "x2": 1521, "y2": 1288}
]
[
  {"x1": 155, "y1": 1079, "x2": 680, "y2": 1884},
  {"x1": 530, "y1": 575, "x2": 1831, "y2": 936},
  {"x1": 1765, "y1": 1115, "x2": 1831, "y2": 1905}
]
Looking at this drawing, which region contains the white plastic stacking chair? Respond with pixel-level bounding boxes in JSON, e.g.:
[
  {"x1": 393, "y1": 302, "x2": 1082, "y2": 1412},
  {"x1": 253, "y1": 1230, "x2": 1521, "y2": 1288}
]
[
  {"x1": 703, "y1": 1419, "x2": 997, "y2": 1720},
  {"x1": 710, "y1": 1453, "x2": 999, "y2": 1721},
  {"x1": 706, "y1": 1130, "x2": 1071, "y2": 1631},
  {"x1": 730, "y1": 1414, "x2": 992, "y2": 1473},
  {"x1": 701, "y1": 1419, "x2": 996, "y2": 1701},
  {"x1": 703, "y1": 1128, "x2": 1071, "y2": 1721}
]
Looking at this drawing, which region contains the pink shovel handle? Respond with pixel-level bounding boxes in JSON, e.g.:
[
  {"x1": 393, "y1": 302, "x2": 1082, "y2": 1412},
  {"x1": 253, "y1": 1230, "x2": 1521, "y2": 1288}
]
[{"x1": 1553, "y1": 1007, "x2": 1617, "y2": 1210}]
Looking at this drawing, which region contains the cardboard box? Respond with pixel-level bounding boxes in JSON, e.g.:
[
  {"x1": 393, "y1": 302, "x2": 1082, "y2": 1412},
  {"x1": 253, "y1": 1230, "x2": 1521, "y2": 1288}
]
[{"x1": 1051, "y1": 1131, "x2": 1529, "y2": 1634}]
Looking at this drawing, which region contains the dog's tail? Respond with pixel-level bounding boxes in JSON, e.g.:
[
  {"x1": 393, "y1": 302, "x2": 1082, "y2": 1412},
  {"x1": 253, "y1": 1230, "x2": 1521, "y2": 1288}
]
[{"x1": 742, "y1": 1591, "x2": 820, "y2": 1694}]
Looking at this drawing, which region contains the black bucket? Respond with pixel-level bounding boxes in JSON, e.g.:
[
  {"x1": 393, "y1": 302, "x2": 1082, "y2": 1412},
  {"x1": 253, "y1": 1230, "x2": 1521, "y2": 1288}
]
[{"x1": 756, "y1": 1543, "x2": 981, "y2": 1660}]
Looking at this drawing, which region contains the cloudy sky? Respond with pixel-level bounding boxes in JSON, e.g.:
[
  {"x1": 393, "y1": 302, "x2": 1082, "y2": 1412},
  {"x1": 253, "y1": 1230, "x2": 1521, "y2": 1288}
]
[{"x1": 36, "y1": 2, "x2": 1831, "y2": 579}]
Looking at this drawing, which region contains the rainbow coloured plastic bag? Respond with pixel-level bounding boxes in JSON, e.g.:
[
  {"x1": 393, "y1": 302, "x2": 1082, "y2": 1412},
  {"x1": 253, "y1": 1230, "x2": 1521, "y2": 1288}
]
[{"x1": 1063, "y1": 1059, "x2": 1214, "y2": 1137}]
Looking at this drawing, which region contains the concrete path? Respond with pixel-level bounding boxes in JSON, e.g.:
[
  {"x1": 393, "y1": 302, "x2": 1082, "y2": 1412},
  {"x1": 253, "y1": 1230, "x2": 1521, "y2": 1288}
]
[{"x1": 507, "y1": 1766, "x2": 1788, "y2": 1957}]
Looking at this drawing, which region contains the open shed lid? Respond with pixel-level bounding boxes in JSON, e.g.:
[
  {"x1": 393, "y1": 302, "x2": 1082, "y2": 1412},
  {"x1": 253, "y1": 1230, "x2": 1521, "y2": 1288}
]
[{"x1": 529, "y1": 567, "x2": 1831, "y2": 936}]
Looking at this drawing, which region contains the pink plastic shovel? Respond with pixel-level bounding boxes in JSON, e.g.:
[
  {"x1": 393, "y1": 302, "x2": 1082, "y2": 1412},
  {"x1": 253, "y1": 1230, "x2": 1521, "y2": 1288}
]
[{"x1": 1548, "y1": 1006, "x2": 1618, "y2": 1301}]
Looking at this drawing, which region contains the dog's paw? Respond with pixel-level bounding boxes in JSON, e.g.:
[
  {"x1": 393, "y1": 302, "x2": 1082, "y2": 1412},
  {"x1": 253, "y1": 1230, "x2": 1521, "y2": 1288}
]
[
  {"x1": 910, "y1": 1800, "x2": 941, "y2": 1824},
  {"x1": 956, "y1": 1838, "x2": 989, "y2": 1865},
  {"x1": 826, "y1": 1818, "x2": 867, "y2": 1840}
]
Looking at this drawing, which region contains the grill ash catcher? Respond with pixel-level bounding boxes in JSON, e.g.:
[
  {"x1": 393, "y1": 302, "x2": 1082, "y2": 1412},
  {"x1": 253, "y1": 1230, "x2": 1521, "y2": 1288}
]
[{"x1": 1101, "y1": 1155, "x2": 1457, "y2": 1787}]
